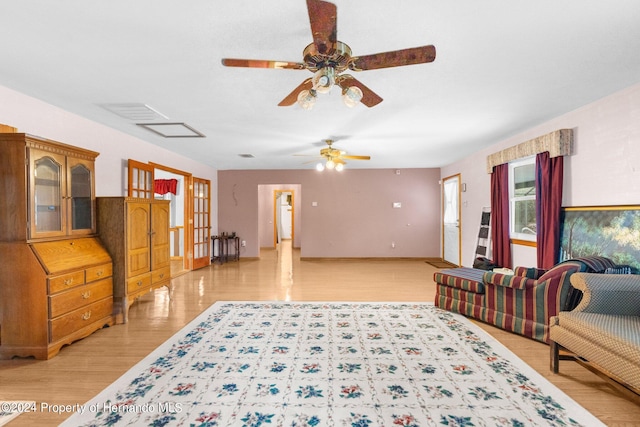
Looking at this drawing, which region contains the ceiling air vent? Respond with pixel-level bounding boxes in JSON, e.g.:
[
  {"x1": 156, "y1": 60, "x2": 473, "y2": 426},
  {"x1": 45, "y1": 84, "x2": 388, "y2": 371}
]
[
  {"x1": 100, "y1": 103, "x2": 168, "y2": 121},
  {"x1": 239, "y1": 154, "x2": 255, "y2": 158}
]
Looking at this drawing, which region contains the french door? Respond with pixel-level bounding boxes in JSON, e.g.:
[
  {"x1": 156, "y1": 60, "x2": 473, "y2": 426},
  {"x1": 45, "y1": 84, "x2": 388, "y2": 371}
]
[
  {"x1": 127, "y1": 159, "x2": 211, "y2": 271},
  {"x1": 127, "y1": 159, "x2": 154, "y2": 198},
  {"x1": 192, "y1": 177, "x2": 211, "y2": 270}
]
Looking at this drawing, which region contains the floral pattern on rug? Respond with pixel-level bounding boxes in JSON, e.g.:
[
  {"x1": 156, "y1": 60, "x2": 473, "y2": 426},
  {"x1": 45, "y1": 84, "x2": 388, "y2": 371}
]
[{"x1": 61, "y1": 302, "x2": 604, "y2": 427}]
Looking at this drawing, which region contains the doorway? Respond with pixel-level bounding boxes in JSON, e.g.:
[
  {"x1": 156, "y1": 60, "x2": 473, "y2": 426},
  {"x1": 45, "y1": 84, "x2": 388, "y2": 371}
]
[
  {"x1": 151, "y1": 164, "x2": 192, "y2": 277},
  {"x1": 274, "y1": 190, "x2": 294, "y2": 247},
  {"x1": 153, "y1": 168, "x2": 188, "y2": 276},
  {"x1": 442, "y1": 174, "x2": 461, "y2": 266}
]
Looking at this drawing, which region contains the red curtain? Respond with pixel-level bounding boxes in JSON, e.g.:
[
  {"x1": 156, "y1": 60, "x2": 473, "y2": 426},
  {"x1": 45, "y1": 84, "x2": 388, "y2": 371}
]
[
  {"x1": 535, "y1": 152, "x2": 564, "y2": 269},
  {"x1": 490, "y1": 163, "x2": 512, "y2": 268},
  {"x1": 154, "y1": 178, "x2": 178, "y2": 195}
]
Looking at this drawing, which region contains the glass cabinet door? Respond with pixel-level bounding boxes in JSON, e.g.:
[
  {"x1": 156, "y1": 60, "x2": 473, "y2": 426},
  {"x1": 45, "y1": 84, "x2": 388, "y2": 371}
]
[
  {"x1": 30, "y1": 150, "x2": 66, "y2": 238},
  {"x1": 28, "y1": 149, "x2": 96, "y2": 239},
  {"x1": 69, "y1": 160, "x2": 95, "y2": 232}
]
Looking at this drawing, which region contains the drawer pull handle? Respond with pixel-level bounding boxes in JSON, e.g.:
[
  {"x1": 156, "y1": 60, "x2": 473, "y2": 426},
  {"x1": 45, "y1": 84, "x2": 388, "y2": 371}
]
[
  {"x1": 82, "y1": 311, "x2": 92, "y2": 320},
  {"x1": 96, "y1": 270, "x2": 103, "y2": 276},
  {"x1": 63, "y1": 279, "x2": 74, "y2": 286},
  {"x1": 159, "y1": 273, "x2": 165, "y2": 279},
  {"x1": 137, "y1": 280, "x2": 143, "y2": 287},
  {"x1": 81, "y1": 291, "x2": 92, "y2": 299}
]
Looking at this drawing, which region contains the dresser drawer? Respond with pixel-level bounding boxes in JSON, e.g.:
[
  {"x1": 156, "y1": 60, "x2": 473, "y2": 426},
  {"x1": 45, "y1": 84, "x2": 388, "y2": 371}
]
[
  {"x1": 152, "y1": 267, "x2": 171, "y2": 285},
  {"x1": 127, "y1": 273, "x2": 151, "y2": 294},
  {"x1": 49, "y1": 278, "x2": 113, "y2": 318},
  {"x1": 49, "y1": 271, "x2": 85, "y2": 294},
  {"x1": 49, "y1": 297, "x2": 113, "y2": 343},
  {"x1": 86, "y1": 263, "x2": 112, "y2": 283}
]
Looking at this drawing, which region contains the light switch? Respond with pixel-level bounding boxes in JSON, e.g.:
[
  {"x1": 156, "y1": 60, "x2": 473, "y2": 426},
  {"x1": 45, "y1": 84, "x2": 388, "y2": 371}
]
[{"x1": 393, "y1": 202, "x2": 402, "y2": 208}]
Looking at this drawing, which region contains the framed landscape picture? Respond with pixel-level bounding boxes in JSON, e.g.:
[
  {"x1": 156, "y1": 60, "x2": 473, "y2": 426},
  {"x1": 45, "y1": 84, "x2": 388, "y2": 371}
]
[{"x1": 559, "y1": 205, "x2": 640, "y2": 269}]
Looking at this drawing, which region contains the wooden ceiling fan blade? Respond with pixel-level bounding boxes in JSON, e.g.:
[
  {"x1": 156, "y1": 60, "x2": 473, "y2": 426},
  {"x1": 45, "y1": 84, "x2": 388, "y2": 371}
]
[
  {"x1": 350, "y1": 45, "x2": 436, "y2": 71},
  {"x1": 221, "y1": 58, "x2": 305, "y2": 70},
  {"x1": 278, "y1": 78, "x2": 313, "y2": 106},
  {"x1": 307, "y1": 0, "x2": 337, "y2": 55},
  {"x1": 341, "y1": 155, "x2": 370, "y2": 160},
  {"x1": 336, "y1": 75, "x2": 383, "y2": 107}
]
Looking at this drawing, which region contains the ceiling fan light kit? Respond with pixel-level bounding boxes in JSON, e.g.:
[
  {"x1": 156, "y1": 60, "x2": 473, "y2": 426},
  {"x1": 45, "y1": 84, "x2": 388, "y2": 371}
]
[
  {"x1": 297, "y1": 89, "x2": 317, "y2": 110},
  {"x1": 309, "y1": 139, "x2": 367, "y2": 171},
  {"x1": 342, "y1": 85, "x2": 363, "y2": 108},
  {"x1": 221, "y1": 0, "x2": 436, "y2": 109}
]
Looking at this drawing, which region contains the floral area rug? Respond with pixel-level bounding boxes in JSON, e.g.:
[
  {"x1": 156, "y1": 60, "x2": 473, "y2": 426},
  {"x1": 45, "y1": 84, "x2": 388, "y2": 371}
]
[{"x1": 61, "y1": 302, "x2": 604, "y2": 426}]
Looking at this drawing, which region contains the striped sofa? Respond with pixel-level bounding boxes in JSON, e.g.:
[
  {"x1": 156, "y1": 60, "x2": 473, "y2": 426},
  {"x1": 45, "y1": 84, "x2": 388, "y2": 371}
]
[
  {"x1": 434, "y1": 256, "x2": 620, "y2": 343},
  {"x1": 550, "y1": 273, "x2": 640, "y2": 395}
]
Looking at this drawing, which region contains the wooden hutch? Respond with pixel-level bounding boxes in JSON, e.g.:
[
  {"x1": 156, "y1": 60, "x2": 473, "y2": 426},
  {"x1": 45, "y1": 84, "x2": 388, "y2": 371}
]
[{"x1": 0, "y1": 133, "x2": 114, "y2": 359}]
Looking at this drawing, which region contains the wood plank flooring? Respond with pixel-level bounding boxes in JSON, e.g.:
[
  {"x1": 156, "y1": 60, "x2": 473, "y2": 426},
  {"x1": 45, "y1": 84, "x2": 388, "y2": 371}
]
[{"x1": 1, "y1": 241, "x2": 638, "y2": 426}]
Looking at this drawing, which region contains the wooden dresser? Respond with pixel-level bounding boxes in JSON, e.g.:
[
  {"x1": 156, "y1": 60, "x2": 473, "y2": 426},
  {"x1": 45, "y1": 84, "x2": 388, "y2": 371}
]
[
  {"x1": 0, "y1": 133, "x2": 114, "y2": 359},
  {"x1": 97, "y1": 197, "x2": 171, "y2": 323}
]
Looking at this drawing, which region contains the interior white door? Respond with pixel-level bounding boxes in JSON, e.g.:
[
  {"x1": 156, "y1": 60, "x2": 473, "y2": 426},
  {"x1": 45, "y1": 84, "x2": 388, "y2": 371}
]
[{"x1": 442, "y1": 175, "x2": 461, "y2": 266}]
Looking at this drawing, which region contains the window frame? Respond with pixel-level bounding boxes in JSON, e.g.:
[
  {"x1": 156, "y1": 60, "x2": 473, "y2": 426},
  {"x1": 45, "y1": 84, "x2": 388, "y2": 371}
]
[{"x1": 508, "y1": 156, "x2": 537, "y2": 242}]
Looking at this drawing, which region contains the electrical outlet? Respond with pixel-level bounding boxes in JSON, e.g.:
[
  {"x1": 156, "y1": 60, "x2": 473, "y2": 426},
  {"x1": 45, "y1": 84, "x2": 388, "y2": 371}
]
[
  {"x1": 391, "y1": 242, "x2": 396, "y2": 248},
  {"x1": 241, "y1": 240, "x2": 246, "y2": 247}
]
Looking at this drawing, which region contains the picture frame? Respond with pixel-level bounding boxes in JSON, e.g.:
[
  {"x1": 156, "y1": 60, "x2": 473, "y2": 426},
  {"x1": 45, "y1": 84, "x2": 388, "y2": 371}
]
[{"x1": 559, "y1": 205, "x2": 640, "y2": 269}]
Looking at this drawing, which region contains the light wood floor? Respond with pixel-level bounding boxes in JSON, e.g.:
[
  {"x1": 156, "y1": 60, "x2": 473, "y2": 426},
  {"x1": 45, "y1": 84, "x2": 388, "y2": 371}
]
[{"x1": 1, "y1": 241, "x2": 638, "y2": 426}]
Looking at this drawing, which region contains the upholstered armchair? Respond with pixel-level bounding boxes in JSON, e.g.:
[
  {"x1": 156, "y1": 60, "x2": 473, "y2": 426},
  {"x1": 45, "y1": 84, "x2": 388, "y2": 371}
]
[{"x1": 550, "y1": 273, "x2": 640, "y2": 395}]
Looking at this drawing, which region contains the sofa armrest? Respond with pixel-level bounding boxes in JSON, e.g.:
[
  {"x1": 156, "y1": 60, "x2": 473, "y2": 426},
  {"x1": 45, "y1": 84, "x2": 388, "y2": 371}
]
[
  {"x1": 483, "y1": 271, "x2": 537, "y2": 290},
  {"x1": 570, "y1": 273, "x2": 640, "y2": 316},
  {"x1": 513, "y1": 266, "x2": 547, "y2": 279}
]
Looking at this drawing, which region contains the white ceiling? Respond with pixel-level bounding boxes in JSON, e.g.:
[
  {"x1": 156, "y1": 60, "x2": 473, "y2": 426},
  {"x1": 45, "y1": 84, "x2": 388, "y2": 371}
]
[{"x1": 2, "y1": 1, "x2": 640, "y2": 170}]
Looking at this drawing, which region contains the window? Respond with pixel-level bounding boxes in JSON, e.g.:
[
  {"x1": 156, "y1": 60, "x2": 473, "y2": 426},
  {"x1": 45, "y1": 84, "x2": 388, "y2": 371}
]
[{"x1": 509, "y1": 157, "x2": 536, "y2": 241}]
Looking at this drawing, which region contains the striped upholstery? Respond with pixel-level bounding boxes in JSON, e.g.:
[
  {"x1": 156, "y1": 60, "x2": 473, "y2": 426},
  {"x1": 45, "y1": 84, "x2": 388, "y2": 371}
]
[
  {"x1": 434, "y1": 267, "x2": 485, "y2": 293},
  {"x1": 571, "y1": 256, "x2": 617, "y2": 273},
  {"x1": 481, "y1": 261, "x2": 582, "y2": 342},
  {"x1": 434, "y1": 258, "x2": 618, "y2": 343},
  {"x1": 549, "y1": 273, "x2": 640, "y2": 391}
]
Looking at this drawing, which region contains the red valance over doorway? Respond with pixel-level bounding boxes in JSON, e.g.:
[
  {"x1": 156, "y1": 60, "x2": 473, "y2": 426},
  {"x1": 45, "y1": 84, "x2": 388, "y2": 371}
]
[{"x1": 154, "y1": 178, "x2": 178, "y2": 195}]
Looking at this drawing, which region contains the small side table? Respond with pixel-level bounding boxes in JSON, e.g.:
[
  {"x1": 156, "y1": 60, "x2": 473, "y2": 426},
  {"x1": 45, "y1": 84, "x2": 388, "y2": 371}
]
[{"x1": 211, "y1": 235, "x2": 240, "y2": 263}]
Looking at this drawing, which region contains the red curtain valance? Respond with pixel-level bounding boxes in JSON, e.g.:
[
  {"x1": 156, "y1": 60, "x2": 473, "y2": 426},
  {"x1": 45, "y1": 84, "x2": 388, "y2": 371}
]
[{"x1": 154, "y1": 178, "x2": 178, "y2": 195}]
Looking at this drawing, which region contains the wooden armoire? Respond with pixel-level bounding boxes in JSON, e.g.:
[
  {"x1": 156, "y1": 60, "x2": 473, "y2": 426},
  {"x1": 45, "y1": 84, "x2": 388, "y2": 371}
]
[
  {"x1": 0, "y1": 133, "x2": 114, "y2": 359},
  {"x1": 97, "y1": 197, "x2": 171, "y2": 323}
]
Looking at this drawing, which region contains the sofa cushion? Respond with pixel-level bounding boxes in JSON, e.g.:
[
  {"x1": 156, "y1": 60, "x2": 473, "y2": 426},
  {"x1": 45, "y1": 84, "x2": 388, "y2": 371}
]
[
  {"x1": 434, "y1": 267, "x2": 485, "y2": 293},
  {"x1": 556, "y1": 311, "x2": 640, "y2": 362}
]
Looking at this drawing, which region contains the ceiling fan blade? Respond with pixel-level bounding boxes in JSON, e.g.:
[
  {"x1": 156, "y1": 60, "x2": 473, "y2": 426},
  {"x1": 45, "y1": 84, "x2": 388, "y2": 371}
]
[
  {"x1": 221, "y1": 58, "x2": 305, "y2": 70},
  {"x1": 341, "y1": 155, "x2": 370, "y2": 160},
  {"x1": 307, "y1": 0, "x2": 337, "y2": 55},
  {"x1": 278, "y1": 78, "x2": 313, "y2": 106},
  {"x1": 336, "y1": 75, "x2": 383, "y2": 107},
  {"x1": 350, "y1": 45, "x2": 436, "y2": 71}
]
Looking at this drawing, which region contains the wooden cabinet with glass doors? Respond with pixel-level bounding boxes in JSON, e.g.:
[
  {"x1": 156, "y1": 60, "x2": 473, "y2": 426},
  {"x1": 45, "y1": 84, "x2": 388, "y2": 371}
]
[{"x1": 0, "y1": 133, "x2": 114, "y2": 359}]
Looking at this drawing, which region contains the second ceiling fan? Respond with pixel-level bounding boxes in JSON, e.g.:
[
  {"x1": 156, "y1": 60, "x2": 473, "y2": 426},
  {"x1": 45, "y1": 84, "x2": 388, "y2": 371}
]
[{"x1": 221, "y1": 0, "x2": 436, "y2": 109}]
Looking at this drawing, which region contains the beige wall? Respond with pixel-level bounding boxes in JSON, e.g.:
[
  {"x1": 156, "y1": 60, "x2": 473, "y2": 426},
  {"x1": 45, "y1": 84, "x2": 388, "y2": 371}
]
[{"x1": 218, "y1": 168, "x2": 442, "y2": 259}]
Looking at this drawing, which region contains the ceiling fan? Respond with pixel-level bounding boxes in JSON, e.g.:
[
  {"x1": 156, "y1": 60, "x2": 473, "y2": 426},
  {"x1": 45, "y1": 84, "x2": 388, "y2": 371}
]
[
  {"x1": 299, "y1": 139, "x2": 370, "y2": 171},
  {"x1": 221, "y1": 0, "x2": 436, "y2": 109}
]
